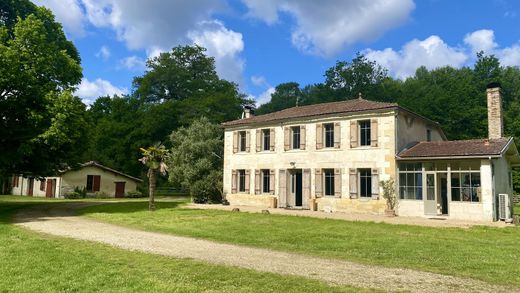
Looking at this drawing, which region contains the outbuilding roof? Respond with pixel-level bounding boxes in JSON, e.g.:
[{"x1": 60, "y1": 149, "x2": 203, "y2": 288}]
[
  {"x1": 64, "y1": 161, "x2": 143, "y2": 182},
  {"x1": 397, "y1": 137, "x2": 512, "y2": 159}
]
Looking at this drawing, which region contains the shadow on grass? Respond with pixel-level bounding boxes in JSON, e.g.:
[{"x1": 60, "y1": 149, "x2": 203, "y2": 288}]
[{"x1": 0, "y1": 195, "x2": 189, "y2": 226}]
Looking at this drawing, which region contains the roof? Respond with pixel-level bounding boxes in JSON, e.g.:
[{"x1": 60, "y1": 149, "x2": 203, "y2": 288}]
[
  {"x1": 397, "y1": 138, "x2": 512, "y2": 159},
  {"x1": 63, "y1": 161, "x2": 143, "y2": 182},
  {"x1": 222, "y1": 98, "x2": 399, "y2": 127}
]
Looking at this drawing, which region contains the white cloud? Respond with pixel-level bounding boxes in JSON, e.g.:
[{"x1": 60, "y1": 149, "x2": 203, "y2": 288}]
[
  {"x1": 249, "y1": 87, "x2": 275, "y2": 106},
  {"x1": 251, "y1": 75, "x2": 269, "y2": 87},
  {"x1": 242, "y1": 0, "x2": 415, "y2": 56},
  {"x1": 76, "y1": 78, "x2": 128, "y2": 104},
  {"x1": 364, "y1": 35, "x2": 468, "y2": 79},
  {"x1": 96, "y1": 46, "x2": 111, "y2": 60},
  {"x1": 33, "y1": 0, "x2": 86, "y2": 37},
  {"x1": 188, "y1": 20, "x2": 245, "y2": 86},
  {"x1": 81, "y1": 0, "x2": 225, "y2": 50},
  {"x1": 500, "y1": 45, "x2": 520, "y2": 67},
  {"x1": 120, "y1": 56, "x2": 146, "y2": 71},
  {"x1": 463, "y1": 29, "x2": 520, "y2": 67},
  {"x1": 464, "y1": 29, "x2": 497, "y2": 55}
]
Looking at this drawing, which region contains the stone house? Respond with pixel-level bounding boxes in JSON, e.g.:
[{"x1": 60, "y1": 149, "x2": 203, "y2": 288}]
[
  {"x1": 11, "y1": 161, "x2": 142, "y2": 198},
  {"x1": 222, "y1": 83, "x2": 520, "y2": 222}
]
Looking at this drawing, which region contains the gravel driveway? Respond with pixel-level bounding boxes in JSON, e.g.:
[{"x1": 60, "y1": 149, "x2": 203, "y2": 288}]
[{"x1": 14, "y1": 203, "x2": 517, "y2": 293}]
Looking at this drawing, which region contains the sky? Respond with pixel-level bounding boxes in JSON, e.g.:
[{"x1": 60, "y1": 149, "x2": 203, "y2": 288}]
[{"x1": 32, "y1": 0, "x2": 520, "y2": 105}]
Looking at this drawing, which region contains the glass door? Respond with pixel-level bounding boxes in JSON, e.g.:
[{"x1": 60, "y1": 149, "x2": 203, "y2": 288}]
[{"x1": 424, "y1": 173, "x2": 437, "y2": 215}]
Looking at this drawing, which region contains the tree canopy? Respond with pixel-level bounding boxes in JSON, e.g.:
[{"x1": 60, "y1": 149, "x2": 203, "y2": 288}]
[{"x1": 0, "y1": 0, "x2": 84, "y2": 177}]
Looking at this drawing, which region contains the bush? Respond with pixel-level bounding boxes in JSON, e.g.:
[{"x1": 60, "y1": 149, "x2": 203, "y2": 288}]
[
  {"x1": 125, "y1": 190, "x2": 144, "y2": 198},
  {"x1": 94, "y1": 191, "x2": 111, "y2": 198},
  {"x1": 190, "y1": 171, "x2": 222, "y2": 203},
  {"x1": 74, "y1": 186, "x2": 87, "y2": 198},
  {"x1": 64, "y1": 191, "x2": 82, "y2": 199}
]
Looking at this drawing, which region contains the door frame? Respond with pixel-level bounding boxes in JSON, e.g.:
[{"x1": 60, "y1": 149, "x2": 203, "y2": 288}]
[
  {"x1": 424, "y1": 172, "x2": 438, "y2": 215},
  {"x1": 288, "y1": 169, "x2": 303, "y2": 207},
  {"x1": 114, "y1": 181, "x2": 126, "y2": 198},
  {"x1": 437, "y1": 172, "x2": 449, "y2": 215}
]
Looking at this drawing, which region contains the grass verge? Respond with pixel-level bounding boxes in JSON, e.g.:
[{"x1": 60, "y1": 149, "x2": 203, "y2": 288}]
[
  {"x1": 0, "y1": 196, "x2": 368, "y2": 292},
  {"x1": 80, "y1": 201, "x2": 520, "y2": 287}
]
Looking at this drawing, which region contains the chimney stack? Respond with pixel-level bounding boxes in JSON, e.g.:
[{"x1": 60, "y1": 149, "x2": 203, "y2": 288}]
[
  {"x1": 486, "y1": 82, "x2": 503, "y2": 139},
  {"x1": 242, "y1": 106, "x2": 254, "y2": 119}
]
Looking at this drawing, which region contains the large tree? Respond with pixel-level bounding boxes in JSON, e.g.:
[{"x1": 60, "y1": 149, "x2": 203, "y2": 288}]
[
  {"x1": 168, "y1": 117, "x2": 223, "y2": 203},
  {"x1": 0, "y1": 0, "x2": 84, "y2": 179}
]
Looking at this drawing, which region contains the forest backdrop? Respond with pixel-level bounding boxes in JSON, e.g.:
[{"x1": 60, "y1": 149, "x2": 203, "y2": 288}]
[{"x1": 1, "y1": 0, "x2": 519, "y2": 196}]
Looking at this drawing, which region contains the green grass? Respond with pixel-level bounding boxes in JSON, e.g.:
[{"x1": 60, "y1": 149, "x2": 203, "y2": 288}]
[
  {"x1": 80, "y1": 201, "x2": 520, "y2": 287},
  {"x1": 0, "y1": 196, "x2": 368, "y2": 292}
]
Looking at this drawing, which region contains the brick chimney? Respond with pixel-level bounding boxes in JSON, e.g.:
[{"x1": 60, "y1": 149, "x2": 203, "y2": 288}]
[
  {"x1": 486, "y1": 82, "x2": 503, "y2": 139},
  {"x1": 242, "y1": 106, "x2": 254, "y2": 119}
]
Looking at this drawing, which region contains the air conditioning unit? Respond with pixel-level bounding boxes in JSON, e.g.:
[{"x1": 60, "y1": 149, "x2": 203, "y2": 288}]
[{"x1": 498, "y1": 194, "x2": 512, "y2": 221}]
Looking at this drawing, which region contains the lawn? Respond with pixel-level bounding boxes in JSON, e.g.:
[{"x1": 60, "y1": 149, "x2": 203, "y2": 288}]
[
  {"x1": 0, "y1": 196, "x2": 367, "y2": 292},
  {"x1": 80, "y1": 201, "x2": 520, "y2": 287}
]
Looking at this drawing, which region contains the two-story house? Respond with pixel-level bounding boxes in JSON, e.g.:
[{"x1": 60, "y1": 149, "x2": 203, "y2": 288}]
[{"x1": 222, "y1": 83, "x2": 520, "y2": 222}]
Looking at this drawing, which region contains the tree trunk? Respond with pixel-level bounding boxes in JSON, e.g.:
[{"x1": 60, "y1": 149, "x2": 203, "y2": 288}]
[{"x1": 148, "y1": 168, "x2": 156, "y2": 211}]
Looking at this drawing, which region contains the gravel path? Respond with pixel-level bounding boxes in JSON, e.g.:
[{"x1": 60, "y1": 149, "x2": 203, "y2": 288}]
[{"x1": 14, "y1": 203, "x2": 517, "y2": 293}]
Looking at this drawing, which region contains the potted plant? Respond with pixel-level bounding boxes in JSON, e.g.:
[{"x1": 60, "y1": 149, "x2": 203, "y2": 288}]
[{"x1": 380, "y1": 178, "x2": 398, "y2": 217}]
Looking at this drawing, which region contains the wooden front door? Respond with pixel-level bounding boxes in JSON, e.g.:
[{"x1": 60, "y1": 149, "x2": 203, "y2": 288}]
[
  {"x1": 27, "y1": 178, "x2": 34, "y2": 196},
  {"x1": 115, "y1": 182, "x2": 125, "y2": 198},
  {"x1": 45, "y1": 179, "x2": 54, "y2": 198}
]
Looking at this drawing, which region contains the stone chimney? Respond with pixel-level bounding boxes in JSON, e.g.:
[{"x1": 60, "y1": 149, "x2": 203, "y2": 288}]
[
  {"x1": 486, "y1": 82, "x2": 503, "y2": 139},
  {"x1": 242, "y1": 106, "x2": 254, "y2": 119}
]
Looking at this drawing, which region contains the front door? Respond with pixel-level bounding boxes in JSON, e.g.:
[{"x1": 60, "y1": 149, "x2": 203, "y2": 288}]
[
  {"x1": 115, "y1": 182, "x2": 125, "y2": 198},
  {"x1": 424, "y1": 173, "x2": 437, "y2": 215},
  {"x1": 290, "y1": 170, "x2": 303, "y2": 207},
  {"x1": 45, "y1": 179, "x2": 54, "y2": 198}
]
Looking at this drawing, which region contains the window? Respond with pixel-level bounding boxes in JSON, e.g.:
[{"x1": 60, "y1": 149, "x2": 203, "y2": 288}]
[
  {"x1": 359, "y1": 169, "x2": 372, "y2": 198},
  {"x1": 426, "y1": 129, "x2": 432, "y2": 142},
  {"x1": 451, "y1": 172, "x2": 480, "y2": 202},
  {"x1": 291, "y1": 126, "x2": 300, "y2": 149},
  {"x1": 323, "y1": 169, "x2": 335, "y2": 196},
  {"x1": 398, "y1": 163, "x2": 423, "y2": 200},
  {"x1": 262, "y1": 169, "x2": 270, "y2": 193},
  {"x1": 238, "y1": 170, "x2": 246, "y2": 192},
  {"x1": 324, "y1": 123, "x2": 334, "y2": 148},
  {"x1": 359, "y1": 120, "x2": 371, "y2": 146},
  {"x1": 239, "y1": 131, "x2": 247, "y2": 152},
  {"x1": 86, "y1": 175, "x2": 101, "y2": 192},
  {"x1": 262, "y1": 129, "x2": 270, "y2": 151}
]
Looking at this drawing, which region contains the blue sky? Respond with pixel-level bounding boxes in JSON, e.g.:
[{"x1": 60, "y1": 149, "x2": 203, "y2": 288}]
[{"x1": 33, "y1": 0, "x2": 520, "y2": 105}]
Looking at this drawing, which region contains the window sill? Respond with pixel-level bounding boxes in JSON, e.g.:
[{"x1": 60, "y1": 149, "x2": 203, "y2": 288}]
[
  {"x1": 316, "y1": 147, "x2": 341, "y2": 151},
  {"x1": 285, "y1": 149, "x2": 305, "y2": 152},
  {"x1": 256, "y1": 150, "x2": 275, "y2": 154},
  {"x1": 351, "y1": 146, "x2": 378, "y2": 150}
]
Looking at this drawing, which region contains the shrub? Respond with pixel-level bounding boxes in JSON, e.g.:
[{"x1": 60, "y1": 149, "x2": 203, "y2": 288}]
[
  {"x1": 64, "y1": 191, "x2": 82, "y2": 199},
  {"x1": 380, "y1": 178, "x2": 398, "y2": 211},
  {"x1": 74, "y1": 186, "x2": 87, "y2": 198},
  {"x1": 94, "y1": 191, "x2": 111, "y2": 198},
  {"x1": 125, "y1": 190, "x2": 144, "y2": 198}
]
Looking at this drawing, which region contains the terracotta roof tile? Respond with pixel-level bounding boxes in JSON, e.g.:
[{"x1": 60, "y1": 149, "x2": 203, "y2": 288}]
[
  {"x1": 398, "y1": 138, "x2": 511, "y2": 158},
  {"x1": 222, "y1": 98, "x2": 397, "y2": 127}
]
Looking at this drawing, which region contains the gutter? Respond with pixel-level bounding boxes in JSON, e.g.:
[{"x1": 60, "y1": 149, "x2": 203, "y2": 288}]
[{"x1": 396, "y1": 154, "x2": 502, "y2": 160}]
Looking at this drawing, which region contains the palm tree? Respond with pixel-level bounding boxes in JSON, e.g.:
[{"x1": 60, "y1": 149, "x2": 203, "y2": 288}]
[{"x1": 139, "y1": 143, "x2": 169, "y2": 211}]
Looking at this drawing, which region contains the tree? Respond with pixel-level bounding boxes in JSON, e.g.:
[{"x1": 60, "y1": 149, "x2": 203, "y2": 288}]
[
  {"x1": 324, "y1": 53, "x2": 389, "y2": 100},
  {"x1": 256, "y1": 82, "x2": 302, "y2": 115},
  {"x1": 0, "y1": 1, "x2": 84, "y2": 178},
  {"x1": 167, "y1": 117, "x2": 223, "y2": 203},
  {"x1": 139, "y1": 144, "x2": 169, "y2": 211}
]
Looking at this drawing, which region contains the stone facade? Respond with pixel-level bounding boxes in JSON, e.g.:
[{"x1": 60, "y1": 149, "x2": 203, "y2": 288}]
[{"x1": 223, "y1": 107, "x2": 443, "y2": 214}]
